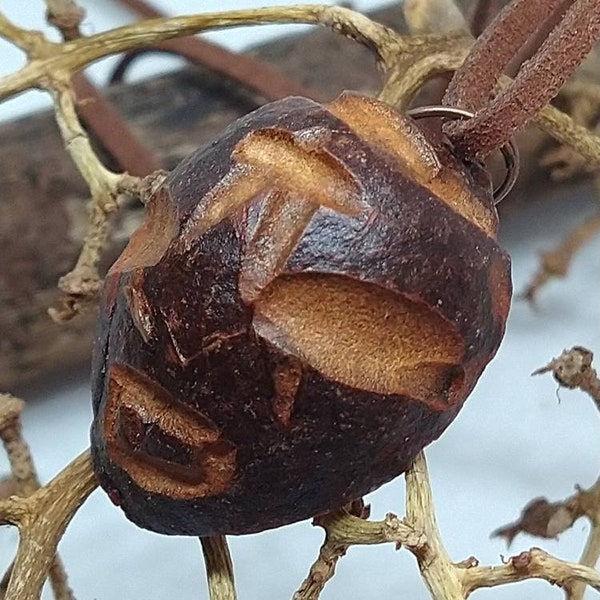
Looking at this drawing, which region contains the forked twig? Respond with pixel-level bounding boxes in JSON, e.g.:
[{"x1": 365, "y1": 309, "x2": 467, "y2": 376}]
[{"x1": 0, "y1": 395, "x2": 83, "y2": 600}]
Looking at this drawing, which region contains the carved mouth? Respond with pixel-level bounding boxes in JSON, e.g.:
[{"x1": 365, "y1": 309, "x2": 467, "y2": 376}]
[{"x1": 103, "y1": 364, "x2": 236, "y2": 500}]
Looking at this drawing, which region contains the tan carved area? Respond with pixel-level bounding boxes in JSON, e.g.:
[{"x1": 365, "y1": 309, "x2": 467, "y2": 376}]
[
  {"x1": 103, "y1": 364, "x2": 236, "y2": 499},
  {"x1": 328, "y1": 93, "x2": 497, "y2": 237},
  {"x1": 179, "y1": 126, "x2": 363, "y2": 246},
  {"x1": 108, "y1": 188, "x2": 179, "y2": 275},
  {"x1": 253, "y1": 273, "x2": 465, "y2": 408}
]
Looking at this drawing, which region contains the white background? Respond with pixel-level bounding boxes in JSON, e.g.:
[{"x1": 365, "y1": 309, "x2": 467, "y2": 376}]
[{"x1": 1, "y1": 1, "x2": 599, "y2": 599}]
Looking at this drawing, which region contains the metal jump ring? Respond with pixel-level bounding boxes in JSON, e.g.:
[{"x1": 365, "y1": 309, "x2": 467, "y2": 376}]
[{"x1": 406, "y1": 105, "x2": 520, "y2": 205}]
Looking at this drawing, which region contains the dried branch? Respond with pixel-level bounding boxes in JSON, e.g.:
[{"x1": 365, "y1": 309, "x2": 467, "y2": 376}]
[
  {"x1": 405, "y1": 453, "x2": 464, "y2": 600},
  {"x1": 200, "y1": 536, "x2": 237, "y2": 600},
  {"x1": 521, "y1": 210, "x2": 600, "y2": 303},
  {"x1": 491, "y1": 348, "x2": 600, "y2": 599},
  {"x1": 294, "y1": 451, "x2": 600, "y2": 600},
  {"x1": 461, "y1": 548, "x2": 600, "y2": 595},
  {"x1": 293, "y1": 500, "x2": 371, "y2": 600},
  {"x1": 48, "y1": 84, "x2": 143, "y2": 321},
  {"x1": 0, "y1": 5, "x2": 402, "y2": 103},
  {"x1": 0, "y1": 395, "x2": 78, "y2": 600},
  {"x1": 378, "y1": 35, "x2": 471, "y2": 109},
  {"x1": 532, "y1": 348, "x2": 600, "y2": 600},
  {"x1": 0, "y1": 450, "x2": 97, "y2": 600}
]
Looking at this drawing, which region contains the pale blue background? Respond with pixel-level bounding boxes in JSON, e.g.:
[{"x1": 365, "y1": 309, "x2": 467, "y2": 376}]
[{"x1": 1, "y1": 1, "x2": 599, "y2": 598}]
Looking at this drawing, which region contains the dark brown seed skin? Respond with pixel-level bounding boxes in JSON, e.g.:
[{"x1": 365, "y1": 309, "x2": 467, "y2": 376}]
[{"x1": 91, "y1": 93, "x2": 511, "y2": 536}]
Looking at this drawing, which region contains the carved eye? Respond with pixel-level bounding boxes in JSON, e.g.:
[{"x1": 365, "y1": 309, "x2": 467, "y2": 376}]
[{"x1": 91, "y1": 92, "x2": 511, "y2": 537}]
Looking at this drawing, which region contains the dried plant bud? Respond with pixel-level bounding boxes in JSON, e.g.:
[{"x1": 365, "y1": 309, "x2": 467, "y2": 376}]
[
  {"x1": 493, "y1": 497, "x2": 581, "y2": 546},
  {"x1": 91, "y1": 92, "x2": 511, "y2": 536}
]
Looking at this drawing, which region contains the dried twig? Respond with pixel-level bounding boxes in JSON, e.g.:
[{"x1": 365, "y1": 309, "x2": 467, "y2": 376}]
[
  {"x1": 0, "y1": 450, "x2": 96, "y2": 600},
  {"x1": 292, "y1": 500, "x2": 371, "y2": 600},
  {"x1": 461, "y1": 548, "x2": 600, "y2": 595},
  {"x1": 295, "y1": 450, "x2": 600, "y2": 600},
  {"x1": 492, "y1": 348, "x2": 600, "y2": 600},
  {"x1": 200, "y1": 536, "x2": 237, "y2": 600},
  {"x1": 521, "y1": 210, "x2": 600, "y2": 303},
  {"x1": 0, "y1": 395, "x2": 78, "y2": 600}
]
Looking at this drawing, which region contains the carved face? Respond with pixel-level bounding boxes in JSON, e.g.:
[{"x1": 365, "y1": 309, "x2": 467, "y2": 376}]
[{"x1": 91, "y1": 92, "x2": 511, "y2": 536}]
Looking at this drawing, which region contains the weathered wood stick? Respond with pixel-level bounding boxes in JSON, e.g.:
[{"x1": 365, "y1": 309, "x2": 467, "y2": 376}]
[{"x1": 0, "y1": 3, "x2": 597, "y2": 391}]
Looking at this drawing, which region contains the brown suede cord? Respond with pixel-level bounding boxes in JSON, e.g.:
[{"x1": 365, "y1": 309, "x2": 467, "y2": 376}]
[
  {"x1": 444, "y1": 0, "x2": 567, "y2": 112},
  {"x1": 443, "y1": 0, "x2": 600, "y2": 160}
]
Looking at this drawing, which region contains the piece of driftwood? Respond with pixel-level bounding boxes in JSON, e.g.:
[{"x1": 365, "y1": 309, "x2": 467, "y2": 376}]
[{"x1": 0, "y1": 3, "x2": 597, "y2": 391}]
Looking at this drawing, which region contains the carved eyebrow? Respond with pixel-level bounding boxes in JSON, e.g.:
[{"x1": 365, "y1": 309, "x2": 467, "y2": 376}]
[{"x1": 178, "y1": 126, "x2": 363, "y2": 247}]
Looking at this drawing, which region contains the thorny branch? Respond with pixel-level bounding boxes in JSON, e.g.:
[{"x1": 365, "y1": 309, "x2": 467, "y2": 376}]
[{"x1": 2, "y1": 1, "x2": 600, "y2": 599}]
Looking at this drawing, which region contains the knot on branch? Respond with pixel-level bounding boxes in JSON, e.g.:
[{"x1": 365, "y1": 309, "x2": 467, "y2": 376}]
[{"x1": 533, "y1": 346, "x2": 600, "y2": 406}]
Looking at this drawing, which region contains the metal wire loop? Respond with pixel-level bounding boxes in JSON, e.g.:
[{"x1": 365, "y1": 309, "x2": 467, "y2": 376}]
[{"x1": 406, "y1": 105, "x2": 520, "y2": 204}]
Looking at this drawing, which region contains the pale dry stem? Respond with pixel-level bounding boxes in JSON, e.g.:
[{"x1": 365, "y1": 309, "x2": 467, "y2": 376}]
[
  {"x1": 292, "y1": 500, "x2": 374, "y2": 600},
  {"x1": 461, "y1": 548, "x2": 600, "y2": 595},
  {"x1": 0, "y1": 395, "x2": 78, "y2": 600},
  {"x1": 0, "y1": 5, "x2": 401, "y2": 103},
  {"x1": 492, "y1": 348, "x2": 600, "y2": 599},
  {"x1": 296, "y1": 450, "x2": 600, "y2": 600},
  {"x1": 405, "y1": 452, "x2": 464, "y2": 600},
  {"x1": 378, "y1": 37, "x2": 470, "y2": 109},
  {"x1": 0, "y1": 451, "x2": 97, "y2": 600},
  {"x1": 200, "y1": 535, "x2": 237, "y2": 600}
]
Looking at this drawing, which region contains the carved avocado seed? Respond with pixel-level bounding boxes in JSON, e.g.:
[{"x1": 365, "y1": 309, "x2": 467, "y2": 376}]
[{"x1": 91, "y1": 92, "x2": 512, "y2": 536}]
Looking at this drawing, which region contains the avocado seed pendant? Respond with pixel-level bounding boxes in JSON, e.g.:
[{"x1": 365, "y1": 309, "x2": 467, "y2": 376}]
[{"x1": 90, "y1": 92, "x2": 512, "y2": 536}]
